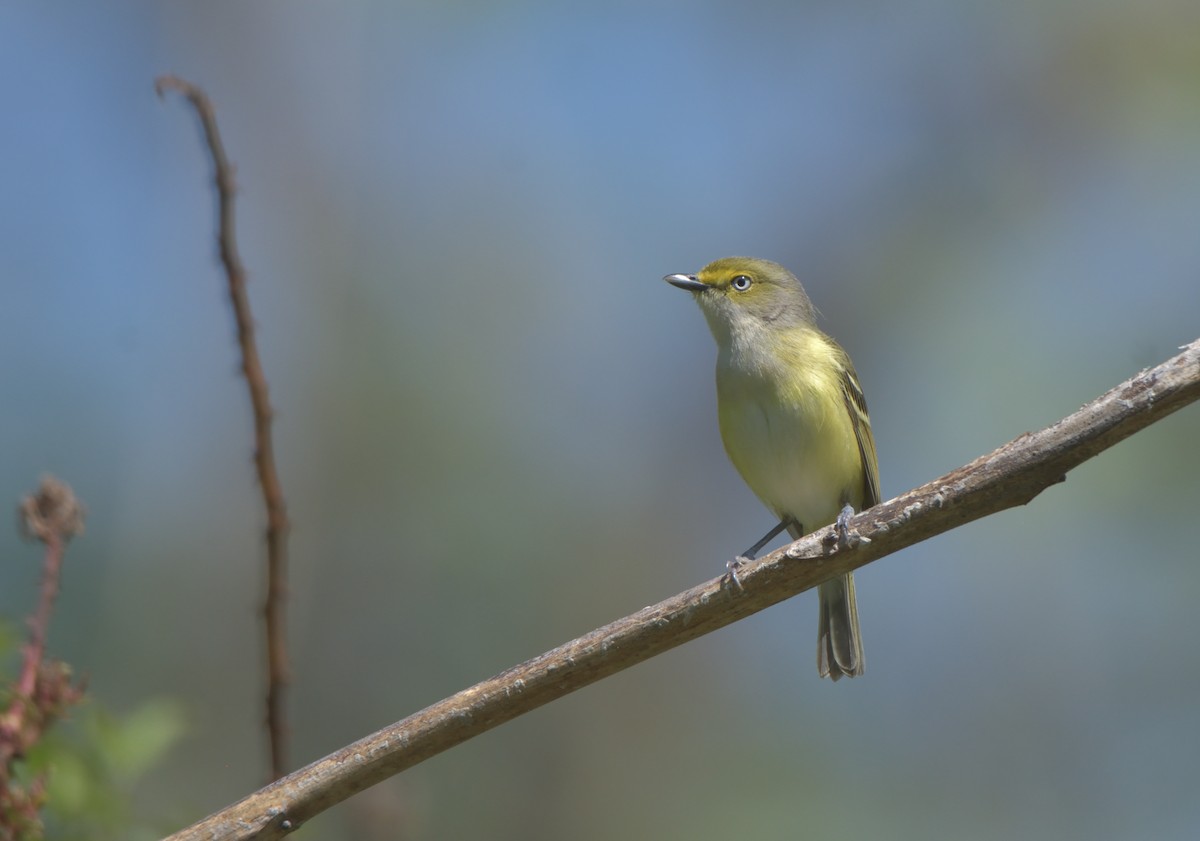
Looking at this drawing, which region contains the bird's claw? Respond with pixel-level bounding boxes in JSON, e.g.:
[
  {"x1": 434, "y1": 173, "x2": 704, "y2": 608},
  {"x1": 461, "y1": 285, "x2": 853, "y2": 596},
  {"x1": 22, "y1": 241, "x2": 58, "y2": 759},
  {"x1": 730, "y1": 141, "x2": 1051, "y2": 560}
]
[
  {"x1": 832, "y1": 504, "x2": 870, "y2": 550},
  {"x1": 725, "y1": 556, "x2": 748, "y2": 590}
]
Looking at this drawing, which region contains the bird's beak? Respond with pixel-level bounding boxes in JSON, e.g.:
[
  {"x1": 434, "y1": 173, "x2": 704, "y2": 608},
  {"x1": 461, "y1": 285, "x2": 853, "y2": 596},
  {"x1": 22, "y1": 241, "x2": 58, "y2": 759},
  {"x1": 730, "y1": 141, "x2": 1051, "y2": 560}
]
[{"x1": 664, "y1": 273, "x2": 707, "y2": 292}]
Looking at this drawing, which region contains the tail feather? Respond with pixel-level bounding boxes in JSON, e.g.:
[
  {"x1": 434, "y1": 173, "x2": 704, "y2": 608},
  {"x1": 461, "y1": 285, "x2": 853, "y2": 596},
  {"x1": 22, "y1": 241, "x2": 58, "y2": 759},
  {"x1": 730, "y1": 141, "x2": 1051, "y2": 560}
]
[{"x1": 817, "y1": 573, "x2": 865, "y2": 681}]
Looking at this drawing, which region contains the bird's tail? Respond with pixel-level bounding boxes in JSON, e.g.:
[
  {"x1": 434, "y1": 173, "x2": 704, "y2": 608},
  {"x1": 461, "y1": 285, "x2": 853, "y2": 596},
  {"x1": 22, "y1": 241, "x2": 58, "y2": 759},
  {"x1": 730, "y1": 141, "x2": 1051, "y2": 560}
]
[{"x1": 817, "y1": 573, "x2": 865, "y2": 680}]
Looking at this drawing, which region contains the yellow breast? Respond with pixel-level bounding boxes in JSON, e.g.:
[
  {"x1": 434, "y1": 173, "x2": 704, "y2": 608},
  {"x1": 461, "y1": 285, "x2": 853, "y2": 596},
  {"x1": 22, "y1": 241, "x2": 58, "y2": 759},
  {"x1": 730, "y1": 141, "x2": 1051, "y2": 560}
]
[{"x1": 715, "y1": 328, "x2": 866, "y2": 534}]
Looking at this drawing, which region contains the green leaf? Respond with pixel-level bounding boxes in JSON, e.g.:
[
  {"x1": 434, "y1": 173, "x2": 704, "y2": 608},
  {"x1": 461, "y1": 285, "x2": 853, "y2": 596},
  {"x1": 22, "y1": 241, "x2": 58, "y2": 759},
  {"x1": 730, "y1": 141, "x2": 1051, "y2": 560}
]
[{"x1": 86, "y1": 698, "x2": 188, "y2": 779}]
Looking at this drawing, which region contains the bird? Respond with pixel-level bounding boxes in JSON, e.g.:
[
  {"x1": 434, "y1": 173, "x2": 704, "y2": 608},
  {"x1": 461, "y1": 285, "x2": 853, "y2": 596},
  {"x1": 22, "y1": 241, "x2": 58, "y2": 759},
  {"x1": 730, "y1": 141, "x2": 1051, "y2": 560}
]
[{"x1": 664, "y1": 256, "x2": 879, "y2": 679}]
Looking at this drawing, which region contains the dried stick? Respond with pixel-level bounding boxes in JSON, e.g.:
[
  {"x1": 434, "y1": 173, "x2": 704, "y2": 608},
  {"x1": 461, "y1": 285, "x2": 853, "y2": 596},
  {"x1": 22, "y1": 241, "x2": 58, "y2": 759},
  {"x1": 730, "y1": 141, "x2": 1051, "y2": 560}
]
[
  {"x1": 1, "y1": 477, "x2": 86, "y2": 834},
  {"x1": 156, "y1": 75, "x2": 292, "y2": 780},
  {"x1": 164, "y1": 338, "x2": 1200, "y2": 840}
]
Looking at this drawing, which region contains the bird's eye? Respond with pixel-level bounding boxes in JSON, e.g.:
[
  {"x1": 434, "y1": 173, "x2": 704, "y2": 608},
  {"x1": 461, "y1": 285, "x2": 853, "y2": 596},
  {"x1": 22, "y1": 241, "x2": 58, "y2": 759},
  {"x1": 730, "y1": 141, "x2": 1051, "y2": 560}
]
[{"x1": 731, "y1": 275, "x2": 753, "y2": 291}]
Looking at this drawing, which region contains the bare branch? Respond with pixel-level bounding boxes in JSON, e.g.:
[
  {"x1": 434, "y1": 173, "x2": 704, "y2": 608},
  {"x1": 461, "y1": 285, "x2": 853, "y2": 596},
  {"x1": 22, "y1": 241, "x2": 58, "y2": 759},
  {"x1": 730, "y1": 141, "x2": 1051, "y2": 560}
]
[
  {"x1": 156, "y1": 75, "x2": 292, "y2": 780},
  {"x1": 164, "y1": 338, "x2": 1200, "y2": 839}
]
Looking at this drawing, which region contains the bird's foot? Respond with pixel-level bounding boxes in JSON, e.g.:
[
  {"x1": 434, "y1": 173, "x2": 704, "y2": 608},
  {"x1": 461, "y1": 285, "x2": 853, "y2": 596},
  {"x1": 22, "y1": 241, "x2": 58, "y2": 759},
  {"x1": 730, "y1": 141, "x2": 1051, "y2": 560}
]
[
  {"x1": 724, "y1": 556, "x2": 748, "y2": 590},
  {"x1": 830, "y1": 503, "x2": 870, "y2": 550}
]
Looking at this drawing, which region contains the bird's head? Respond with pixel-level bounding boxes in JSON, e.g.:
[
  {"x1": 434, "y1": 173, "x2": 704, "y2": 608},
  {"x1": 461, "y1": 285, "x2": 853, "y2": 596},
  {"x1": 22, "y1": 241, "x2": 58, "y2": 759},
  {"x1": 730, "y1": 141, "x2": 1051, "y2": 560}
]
[{"x1": 664, "y1": 256, "x2": 815, "y2": 346}]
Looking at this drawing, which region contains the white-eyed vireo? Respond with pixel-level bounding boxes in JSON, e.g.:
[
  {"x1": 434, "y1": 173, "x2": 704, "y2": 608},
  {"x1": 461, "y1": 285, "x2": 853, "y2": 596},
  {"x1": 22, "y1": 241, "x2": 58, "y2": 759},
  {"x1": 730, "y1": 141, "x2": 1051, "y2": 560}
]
[{"x1": 665, "y1": 256, "x2": 879, "y2": 680}]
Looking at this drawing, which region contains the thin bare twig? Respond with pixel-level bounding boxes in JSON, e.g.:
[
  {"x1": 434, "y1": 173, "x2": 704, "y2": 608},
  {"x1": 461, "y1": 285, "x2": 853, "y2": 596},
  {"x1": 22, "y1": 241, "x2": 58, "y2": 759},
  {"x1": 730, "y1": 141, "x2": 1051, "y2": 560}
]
[
  {"x1": 165, "y1": 338, "x2": 1200, "y2": 840},
  {"x1": 156, "y1": 74, "x2": 292, "y2": 780},
  {"x1": 1, "y1": 477, "x2": 86, "y2": 836}
]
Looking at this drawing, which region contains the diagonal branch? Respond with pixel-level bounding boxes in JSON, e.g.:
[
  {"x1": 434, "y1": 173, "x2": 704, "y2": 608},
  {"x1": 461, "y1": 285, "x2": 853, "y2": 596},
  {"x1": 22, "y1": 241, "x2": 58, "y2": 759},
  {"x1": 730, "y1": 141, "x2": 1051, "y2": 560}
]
[
  {"x1": 164, "y1": 337, "x2": 1200, "y2": 840},
  {"x1": 155, "y1": 75, "x2": 292, "y2": 781}
]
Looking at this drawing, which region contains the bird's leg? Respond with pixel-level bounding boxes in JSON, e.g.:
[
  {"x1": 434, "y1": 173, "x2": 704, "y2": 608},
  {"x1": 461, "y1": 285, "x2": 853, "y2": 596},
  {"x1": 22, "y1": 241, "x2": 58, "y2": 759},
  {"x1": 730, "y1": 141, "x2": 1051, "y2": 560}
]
[
  {"x1": 832, "y1": 503, "x2": 871, "y2": 550},
  {"x1": 726, "y1": 518, "x2": 797, "y2": 589}
]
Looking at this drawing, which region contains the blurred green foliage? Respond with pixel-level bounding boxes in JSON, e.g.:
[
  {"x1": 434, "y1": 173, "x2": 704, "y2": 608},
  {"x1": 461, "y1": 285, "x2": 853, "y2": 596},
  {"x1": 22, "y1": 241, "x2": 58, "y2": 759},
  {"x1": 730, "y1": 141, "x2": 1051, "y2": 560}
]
[{"x1": 2, "y1": 629, "x2": 186, "y2": 840}]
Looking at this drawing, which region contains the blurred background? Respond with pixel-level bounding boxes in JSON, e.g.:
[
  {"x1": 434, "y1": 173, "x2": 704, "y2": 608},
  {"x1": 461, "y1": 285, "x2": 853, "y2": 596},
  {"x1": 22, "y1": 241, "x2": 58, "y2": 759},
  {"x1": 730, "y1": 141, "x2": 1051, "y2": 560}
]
[{"x1": 2, "y1": 1, "x2": 1199, "y2": 839}]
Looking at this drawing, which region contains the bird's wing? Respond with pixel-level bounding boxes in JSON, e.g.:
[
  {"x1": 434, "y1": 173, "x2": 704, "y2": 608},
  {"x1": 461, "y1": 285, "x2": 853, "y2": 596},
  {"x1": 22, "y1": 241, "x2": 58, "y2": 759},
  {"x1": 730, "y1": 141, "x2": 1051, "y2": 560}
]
[{"x1": 840, "y1": 360, "x2": 881, "y2": 508}]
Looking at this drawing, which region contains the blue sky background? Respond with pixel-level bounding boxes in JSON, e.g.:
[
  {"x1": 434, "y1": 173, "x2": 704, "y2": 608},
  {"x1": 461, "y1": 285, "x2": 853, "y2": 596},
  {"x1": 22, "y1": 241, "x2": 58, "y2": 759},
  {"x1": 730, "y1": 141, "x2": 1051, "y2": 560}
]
[{"x1": 2, "y1": 2, "x2": 1199, "y2": 838}]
